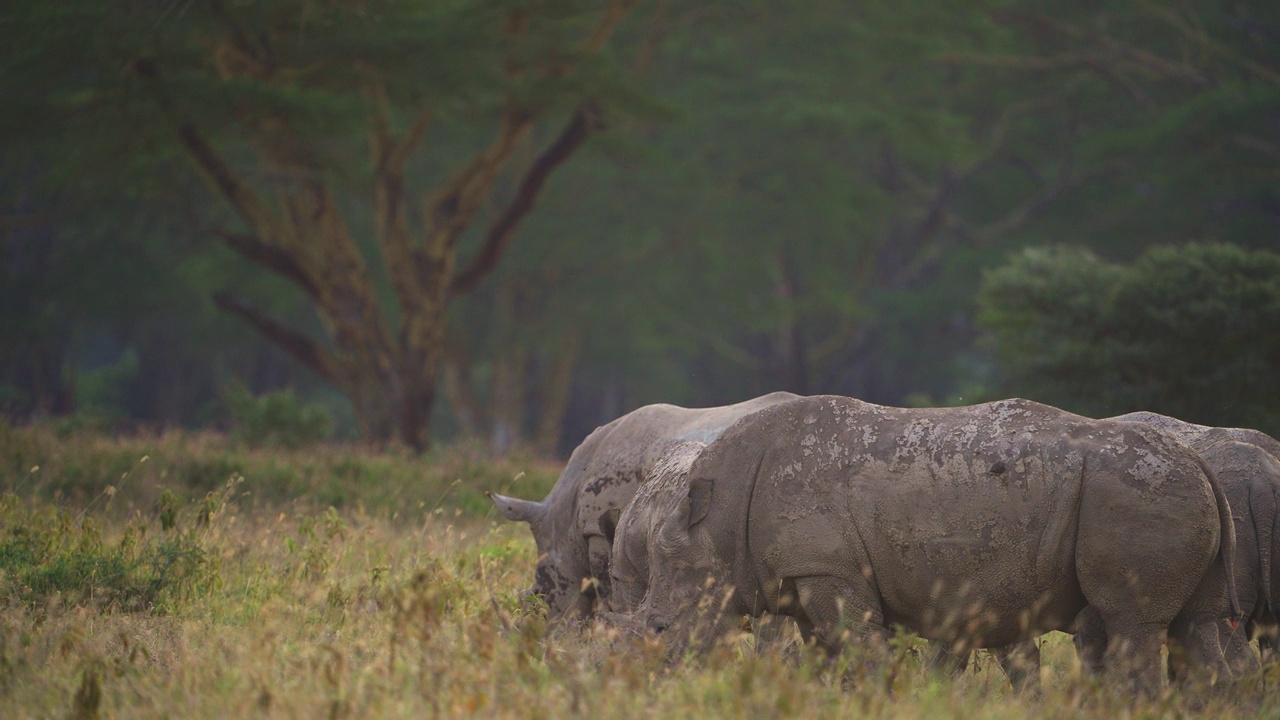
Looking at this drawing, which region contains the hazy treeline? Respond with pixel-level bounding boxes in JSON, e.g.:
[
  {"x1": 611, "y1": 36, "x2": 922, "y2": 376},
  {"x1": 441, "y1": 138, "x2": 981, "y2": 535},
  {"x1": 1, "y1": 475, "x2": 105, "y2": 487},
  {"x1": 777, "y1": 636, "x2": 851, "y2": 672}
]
[{"x1": 3, "y1": 1, "x2": 1278, "y2": 451}]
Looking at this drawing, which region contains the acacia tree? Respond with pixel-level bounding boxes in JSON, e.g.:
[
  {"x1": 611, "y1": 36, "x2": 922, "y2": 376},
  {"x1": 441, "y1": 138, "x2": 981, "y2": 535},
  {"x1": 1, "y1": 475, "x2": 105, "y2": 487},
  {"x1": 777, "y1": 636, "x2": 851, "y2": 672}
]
[{"x1": 100, "y1": 1, "x2": 639, "y2": 449}]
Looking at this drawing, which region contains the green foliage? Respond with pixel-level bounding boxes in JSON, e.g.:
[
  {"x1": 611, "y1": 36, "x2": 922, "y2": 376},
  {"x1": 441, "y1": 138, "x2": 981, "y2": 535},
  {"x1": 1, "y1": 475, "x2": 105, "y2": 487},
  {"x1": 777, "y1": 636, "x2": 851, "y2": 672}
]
[
  {"x1": 0, "y1": 493, "x2": 220, "y2": 613},
  {"x1": 225, "y1": 384, "x2": 334, "y2": 450},
  {"x1": 5, "y1": 0, "x2": 1280, "y2": 443},
  {"x1": 978, "y1": 243, "x2": 1280, "y2": 432},
  {"x1": 0, "y1": 421, "x2": 559, "y2": 518}
]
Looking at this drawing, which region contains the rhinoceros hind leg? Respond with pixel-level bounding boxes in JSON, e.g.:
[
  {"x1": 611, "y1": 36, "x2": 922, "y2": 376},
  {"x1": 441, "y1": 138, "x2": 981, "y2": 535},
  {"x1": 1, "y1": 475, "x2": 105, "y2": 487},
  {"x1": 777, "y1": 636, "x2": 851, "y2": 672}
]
[
  {"x1": 1100, "y1": 618, "x2": 1166, "y2": 696},
  {"x1": 1168, "y1": 617, "x2": 1237, "y2": 688},
  {"x1": 1222, "y1": 620, "x2": 1261, "y2": 677}
]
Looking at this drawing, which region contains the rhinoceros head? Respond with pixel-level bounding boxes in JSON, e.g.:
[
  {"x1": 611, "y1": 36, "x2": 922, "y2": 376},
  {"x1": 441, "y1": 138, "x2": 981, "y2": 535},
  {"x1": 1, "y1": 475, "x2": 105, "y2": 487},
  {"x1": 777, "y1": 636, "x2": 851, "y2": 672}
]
[
  {"x1": 611, "y1": 471, "x2": 739, "y2": 656},
  {"x1": 487, "y1": 491, "x2": 588, "y2": 617}
]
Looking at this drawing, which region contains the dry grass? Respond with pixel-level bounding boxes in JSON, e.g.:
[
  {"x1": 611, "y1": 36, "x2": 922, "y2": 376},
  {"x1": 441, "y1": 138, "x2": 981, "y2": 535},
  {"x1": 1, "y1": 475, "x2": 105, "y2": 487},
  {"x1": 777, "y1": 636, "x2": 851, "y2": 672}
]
[{"x1": 1, "y1": 425, "x2": 1278, "y2": 718}]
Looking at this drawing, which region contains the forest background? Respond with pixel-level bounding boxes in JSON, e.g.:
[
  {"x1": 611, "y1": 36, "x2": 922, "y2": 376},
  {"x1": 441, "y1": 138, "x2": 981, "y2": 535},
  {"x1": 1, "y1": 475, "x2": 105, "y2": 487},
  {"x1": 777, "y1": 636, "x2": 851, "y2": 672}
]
[{"x1": 5, "y1": 0, "x2": 1279, "y2": 454}]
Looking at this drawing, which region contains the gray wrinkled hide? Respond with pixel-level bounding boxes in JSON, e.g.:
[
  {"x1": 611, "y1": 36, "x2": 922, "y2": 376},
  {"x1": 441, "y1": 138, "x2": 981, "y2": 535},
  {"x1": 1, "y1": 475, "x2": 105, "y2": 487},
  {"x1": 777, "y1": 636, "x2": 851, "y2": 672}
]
[
  {"x1": 489, "y1": 391, "x2": 799, "y2": 619},
  {"x1": 950, "y1": 412, "x2": 1280, "y2": 686},
  {"x1": 612, "y1": 396, "x2": 1238, "y2": 694},
  {"x1": 1086, "y1": 413, "x2": 1280, "y2": 678}
]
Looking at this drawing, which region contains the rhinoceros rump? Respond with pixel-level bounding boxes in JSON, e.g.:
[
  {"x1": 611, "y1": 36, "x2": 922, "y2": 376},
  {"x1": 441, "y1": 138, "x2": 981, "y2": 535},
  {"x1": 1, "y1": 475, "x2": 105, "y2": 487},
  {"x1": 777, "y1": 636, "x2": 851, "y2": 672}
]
[
  {"x1": 1079, "y1": 414, "x2": 1280, "y2": 680},
  {"x1": 612, "y1": 396, "x2": 1239, "y2": 694},
  {"x1": 488, "y1": 391, "x2": 799, "y2": 620},
  {"x1": 941, "y1": 413, "x2": 1280, "y2": 687}
]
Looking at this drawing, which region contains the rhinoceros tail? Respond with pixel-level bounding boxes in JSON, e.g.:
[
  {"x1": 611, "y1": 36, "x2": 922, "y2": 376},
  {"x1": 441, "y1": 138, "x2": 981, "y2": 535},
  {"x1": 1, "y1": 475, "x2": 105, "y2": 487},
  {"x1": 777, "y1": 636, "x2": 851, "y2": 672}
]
[
  {"x1": 1264, "y1": 486, "x2": 1277, "y2": 620},
  {"x1": 1196, "y1": 453, "x2": 1242, "y2": 621}
]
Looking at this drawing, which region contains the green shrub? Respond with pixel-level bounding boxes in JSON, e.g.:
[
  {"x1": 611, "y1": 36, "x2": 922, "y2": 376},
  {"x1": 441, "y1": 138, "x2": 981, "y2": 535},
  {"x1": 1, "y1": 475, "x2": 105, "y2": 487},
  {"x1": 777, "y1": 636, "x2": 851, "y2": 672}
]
[
  {"x1": 0, "y1": 492, "x2": 222, "y2": 613},
  {"x1": 225, "y1": 384, "x2": 333, "y2": 450},
  {"x1": 978, "y1": 243, "x2": 1280, "y2": 433}
]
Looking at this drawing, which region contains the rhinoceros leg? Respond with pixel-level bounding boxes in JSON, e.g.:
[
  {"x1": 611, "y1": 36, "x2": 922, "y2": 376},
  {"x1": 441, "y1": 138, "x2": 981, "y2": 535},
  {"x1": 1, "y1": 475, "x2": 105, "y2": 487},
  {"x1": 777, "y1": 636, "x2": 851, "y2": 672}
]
[
  {"x1": 585, "y1": 534, "x2": 612, "y2": 611},
  {"x1": 1073, "y1": 606, "x2": 1107, "y2": 676},
  {"x1": 924, "y1": 641, "x2": 969, "y2": 676},
  {"x1": 925, "y1": 640, "x2": 1039, "y2": 689},
  {"x1": 1220, "y1": 620, "x2": 1260, "y2": 677},
  {"x1": 1081, "y1": 606, "x2": 1251, "y2": 686},
  {"x1": 751, "y1": 614, "x2": 801, "y2": 656},
  {"x1": 992, "y1": 641, "x2": 1040, "y2": 690},
  {"x1": 792, "y1": 575, "x2": 890, "y2": 656},
  {"x1": 1095, "y1": 617, "x2": 1166, "y2": 695},
  {"x1": 1168, "y1": 617, "x2": 1242, "y2": 687}
]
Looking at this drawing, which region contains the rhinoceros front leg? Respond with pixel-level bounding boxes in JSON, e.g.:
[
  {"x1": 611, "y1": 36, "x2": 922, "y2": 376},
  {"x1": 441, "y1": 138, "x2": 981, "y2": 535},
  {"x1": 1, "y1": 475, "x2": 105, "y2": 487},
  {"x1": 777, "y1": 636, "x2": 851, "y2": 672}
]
[
  {"x1": 586, "y1": 534, "x2": 612, "y2": 612},
  {"x1": 751, "y1": 614, "x2": 801, "y2": 656},
  {"x1": 992, "y1": 641, "x2": 1041, "y2": 689},
  {"x1": 924, "y1": 640, "x2": 969, "y2": 676},
  {"x1": 791, "y1": 576, "x2": 890, "y2": 656},
  {"x1": 925, "y1": 640, "x2": 1040, "y2": 690}
]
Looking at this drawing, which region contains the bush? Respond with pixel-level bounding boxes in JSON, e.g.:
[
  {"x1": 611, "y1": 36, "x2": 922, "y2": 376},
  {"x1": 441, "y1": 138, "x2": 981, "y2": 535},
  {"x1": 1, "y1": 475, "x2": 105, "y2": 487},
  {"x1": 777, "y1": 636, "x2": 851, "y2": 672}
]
[
  {"x1": 977, "y1": 243, "x2": 1280, "y2": 433},
  {"x1": 225, "y1": 384, "x2": 334, "y2": 449},
  {"x1": 0, "y1": 491, "x2": 223, "y2": 613}
]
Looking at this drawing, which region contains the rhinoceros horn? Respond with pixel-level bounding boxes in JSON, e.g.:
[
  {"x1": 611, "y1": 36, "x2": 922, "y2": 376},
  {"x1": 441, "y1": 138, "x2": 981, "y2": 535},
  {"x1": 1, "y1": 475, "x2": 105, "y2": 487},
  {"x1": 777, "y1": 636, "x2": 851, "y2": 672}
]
[{"x1": 487, "y1": 491, "x2": 545, "y2": 524}]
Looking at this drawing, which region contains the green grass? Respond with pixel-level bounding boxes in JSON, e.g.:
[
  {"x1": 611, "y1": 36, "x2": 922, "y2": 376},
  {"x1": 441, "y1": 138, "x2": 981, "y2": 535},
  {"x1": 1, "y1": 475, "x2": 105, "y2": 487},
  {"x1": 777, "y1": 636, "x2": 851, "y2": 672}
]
[
  {"x1": 0, "y1": 421, "x2": 558, "y2": 519},
  {"x1": 1, "y1": 424, "x2": 1278, "y2": 718}
]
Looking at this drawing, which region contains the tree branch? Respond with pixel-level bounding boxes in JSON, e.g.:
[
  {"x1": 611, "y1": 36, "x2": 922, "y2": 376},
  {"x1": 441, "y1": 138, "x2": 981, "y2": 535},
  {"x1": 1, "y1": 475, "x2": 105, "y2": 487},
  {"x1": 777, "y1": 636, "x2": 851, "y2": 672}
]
[
  {"x1": 215, "y1": 229, "x2": 320, "y2": 300},
  {"x1": 449, "y1": 100, "x2": 602, "y2": 297},
  {"x1": 423, "y1": 110, "x2": 534, "y2": 257},
  {"x1": 131, "y1": 58, "x2": 281, "y2": 241},
  {"x1": 212, "y1": 291, "x2": 341, "y2": 383},
  {"x1": 975, "y1": 161, "x2": 1123, "y2": 241},
  {"x1": 584, "y1": 0, "x2": 642, "y2": 54},
  {"x1": 991, "y1": 10, "x2": 1216, "y2": 87},
  {"x1": 369, "y1": 82, "x2": 433, "y2": 298}
]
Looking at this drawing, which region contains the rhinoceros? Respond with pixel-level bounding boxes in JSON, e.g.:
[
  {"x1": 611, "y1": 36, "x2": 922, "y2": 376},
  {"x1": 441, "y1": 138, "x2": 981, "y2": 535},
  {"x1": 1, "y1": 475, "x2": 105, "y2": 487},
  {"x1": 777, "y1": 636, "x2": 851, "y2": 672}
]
[
  {"x1": 1081, "y1": 414, "x2": 1280, "y2": 678},
  {"x1": 487, "y1": 391, "x2": 800, "y2": 620},
  {"x1": 1113, "y1": 411, "x2": 1280, "y2": 461},
  {"x1": 608, "y1": 396, "x2": 1240, "y2": 693},
  {"x1": 939, "y1": 413, "x2": 1280, "y2": 686}
]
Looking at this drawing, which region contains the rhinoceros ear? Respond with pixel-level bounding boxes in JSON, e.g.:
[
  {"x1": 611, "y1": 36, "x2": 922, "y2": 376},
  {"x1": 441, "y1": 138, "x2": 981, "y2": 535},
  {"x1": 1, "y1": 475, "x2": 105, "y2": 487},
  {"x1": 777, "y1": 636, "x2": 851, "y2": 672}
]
[
  {"x1": 487, "y1": 491, "x2": 544, "y2": 524},
  {"x1": 687, "y1": 478, "x2": 713, "y2": 528},
  {"x1": 598, "y1": 506, "x2": 623, "y2": 545}
]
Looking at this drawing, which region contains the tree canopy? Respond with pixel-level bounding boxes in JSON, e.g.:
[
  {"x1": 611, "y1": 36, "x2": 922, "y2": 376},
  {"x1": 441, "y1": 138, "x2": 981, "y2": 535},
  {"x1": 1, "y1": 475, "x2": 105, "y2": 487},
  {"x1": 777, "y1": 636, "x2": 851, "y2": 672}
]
[{"x1": 3, "y1": 0, "x2": 1279, "y2": 451}]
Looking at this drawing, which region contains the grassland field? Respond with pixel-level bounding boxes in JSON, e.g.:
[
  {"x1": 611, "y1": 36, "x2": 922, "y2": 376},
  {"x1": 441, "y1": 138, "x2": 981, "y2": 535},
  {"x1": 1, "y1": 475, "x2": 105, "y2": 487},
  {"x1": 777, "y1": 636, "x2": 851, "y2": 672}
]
[{"x1": 1, "y1": 422, "x2": 1277, "y2": 719}]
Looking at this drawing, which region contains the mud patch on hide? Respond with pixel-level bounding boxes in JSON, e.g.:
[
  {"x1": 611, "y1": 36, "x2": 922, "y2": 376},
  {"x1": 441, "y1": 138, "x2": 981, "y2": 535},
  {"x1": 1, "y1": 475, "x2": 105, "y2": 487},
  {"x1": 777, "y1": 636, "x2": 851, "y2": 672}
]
[
  {"x1": 1126, "y1": 446, "x2": 1174, "y2": 491},
  {"x1": 582, "y1": 473, "x2": 626, "y2": 497}
]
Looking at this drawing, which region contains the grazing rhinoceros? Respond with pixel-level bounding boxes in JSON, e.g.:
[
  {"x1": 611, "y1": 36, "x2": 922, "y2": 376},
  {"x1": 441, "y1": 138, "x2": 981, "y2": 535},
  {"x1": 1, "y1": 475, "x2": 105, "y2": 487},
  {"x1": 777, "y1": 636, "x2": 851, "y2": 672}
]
[
  {"x1": 608, "y1": 396, "x2": 1240, "y2": 694},
  {"x1": 487, "y1": 391, "x2": 800, "y2": 620},
  {"x1": 940, "y1": 413, "x2": 1280, "y2": 687}
]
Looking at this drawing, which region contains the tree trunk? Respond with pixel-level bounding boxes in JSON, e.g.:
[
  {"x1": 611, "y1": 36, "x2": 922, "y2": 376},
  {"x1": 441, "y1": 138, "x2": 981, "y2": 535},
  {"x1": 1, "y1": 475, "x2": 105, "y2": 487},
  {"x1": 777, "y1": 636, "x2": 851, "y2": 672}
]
[
  {"x1": 534, "y1": 332, "x2": 580, "y2": 457},
  {"x1": 488, "y1": 284, "x2": 529, "y2": 454},
  {"x1": 440, "y1": 332, "x2": 485, "y2": 439}
]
